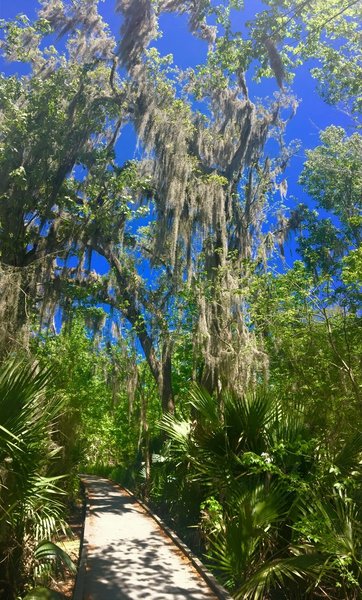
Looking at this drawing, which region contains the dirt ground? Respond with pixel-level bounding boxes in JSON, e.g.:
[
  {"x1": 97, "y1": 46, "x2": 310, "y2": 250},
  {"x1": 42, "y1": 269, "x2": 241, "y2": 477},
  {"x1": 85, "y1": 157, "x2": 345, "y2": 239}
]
[{"x1": 51, "y1": 501, "x2": 84, "y2": 599}]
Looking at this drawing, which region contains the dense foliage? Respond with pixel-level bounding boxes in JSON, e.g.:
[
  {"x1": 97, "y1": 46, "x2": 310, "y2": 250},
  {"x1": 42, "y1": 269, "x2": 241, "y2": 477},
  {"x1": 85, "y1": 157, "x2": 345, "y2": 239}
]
[
  {"x1": 160, "y1": 387, "x2": 362, "y2": 598},
  {"x1": 0, "y1": 0, "x2": 361, "y2": 598},
  {"x1": 0, "y1": 360, "x2": 66, "y2": 597}
]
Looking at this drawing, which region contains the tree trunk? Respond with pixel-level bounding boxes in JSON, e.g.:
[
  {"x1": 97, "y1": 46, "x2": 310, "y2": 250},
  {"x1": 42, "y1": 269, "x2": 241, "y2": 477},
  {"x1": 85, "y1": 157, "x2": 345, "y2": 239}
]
[
  {"x1": 160, "y1": 340, "x2": 174, "y2": 414},
  {"x1": 95, "y1": 244, "x2": 175, "y2": 412}
]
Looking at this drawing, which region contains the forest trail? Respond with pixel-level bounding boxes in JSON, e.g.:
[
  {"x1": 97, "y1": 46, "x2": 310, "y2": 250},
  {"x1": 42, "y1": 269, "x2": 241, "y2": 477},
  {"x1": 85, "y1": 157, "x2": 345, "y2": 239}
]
[{"x1": 74, "y1": 476, "x2": 230, "y2": 600}]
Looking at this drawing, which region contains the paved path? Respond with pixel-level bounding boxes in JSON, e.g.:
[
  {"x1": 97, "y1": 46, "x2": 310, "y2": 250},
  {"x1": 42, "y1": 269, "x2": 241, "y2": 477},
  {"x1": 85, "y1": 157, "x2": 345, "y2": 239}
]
[{"x1": 76, "y1": 476, "x2": 227, "y2": 600}]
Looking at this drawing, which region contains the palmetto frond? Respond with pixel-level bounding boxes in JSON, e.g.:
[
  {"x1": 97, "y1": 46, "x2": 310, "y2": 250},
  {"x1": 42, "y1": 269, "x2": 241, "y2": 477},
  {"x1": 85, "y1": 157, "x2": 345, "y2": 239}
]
[
  {"x1": 188, "y1": 385, "x2": 220, "y2": 426},
  {"x1": 0, "y1": 358, "x2": 66, "y2": 593},
  {"x1": 223, "y1": 388, "x2": 275, "y2": 454},
  {"x1": 160, "y1": 413, "x2": 192, "y2": 462},
  {"x1": 206, "y1": 481, "x2": 290, "y2": 584},
  {"x1": 34, "y1": 540, "x2": 77, "y2": 575},
  {"x1": 333, "y1": 431, "x2": 362, "y2": 478},
  {"x1": 23, "y1": 476, "x2": 67, "y2": 541},
  {"x1": 235, "y1": 552, "x2": 326, "y2": 600}
]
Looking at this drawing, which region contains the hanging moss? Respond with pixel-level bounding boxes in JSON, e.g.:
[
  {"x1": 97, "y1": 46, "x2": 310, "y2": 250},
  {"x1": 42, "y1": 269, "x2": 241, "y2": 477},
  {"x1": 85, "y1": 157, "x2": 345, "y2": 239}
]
[
  {"x1": 116, "y1": 0, "x2": 216, "y2": 70},
  {"x1": 39, "y1": 0, "x2": 115, "y2": 62},
  {"x1": 113, "y1": 8, "x2": 285, "y2": 393},
  {"x1": 0, "y1": 0, "x2": 295, "y2": 397}
]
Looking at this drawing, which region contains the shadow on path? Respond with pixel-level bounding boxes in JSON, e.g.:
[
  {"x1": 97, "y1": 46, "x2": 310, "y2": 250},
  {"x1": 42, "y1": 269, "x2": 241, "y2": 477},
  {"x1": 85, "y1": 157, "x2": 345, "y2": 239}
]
[{"x1": 79, "y1": 476, "x2": 219, "y2": 600}]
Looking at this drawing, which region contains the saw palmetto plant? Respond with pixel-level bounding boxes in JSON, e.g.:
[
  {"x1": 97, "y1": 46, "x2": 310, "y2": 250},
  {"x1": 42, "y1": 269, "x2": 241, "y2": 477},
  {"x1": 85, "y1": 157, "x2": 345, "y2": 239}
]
[
  {"x1": 161, "y1": 386, "x2": 362, "y2": 599},
  {"x1": 0, "y1": 359, "x2": 66, "y2": 599}
]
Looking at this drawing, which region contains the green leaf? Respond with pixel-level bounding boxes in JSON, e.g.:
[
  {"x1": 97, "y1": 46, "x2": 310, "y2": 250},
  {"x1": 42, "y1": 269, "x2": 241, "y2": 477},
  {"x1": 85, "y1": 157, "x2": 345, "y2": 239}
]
[{"x1": 34, "y1": 541, "x2": 77, "y2": 574}]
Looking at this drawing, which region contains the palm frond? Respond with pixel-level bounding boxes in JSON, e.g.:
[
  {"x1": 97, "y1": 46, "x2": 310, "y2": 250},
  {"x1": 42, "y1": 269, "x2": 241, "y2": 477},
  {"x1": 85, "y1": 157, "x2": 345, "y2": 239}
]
[
  {"x1": 235, "y1": 553, "x2": 325, "y2": 600},
  {"x1": 224, "y1": 388, "x2": 274, "y2": 454},
  {"x1": 333, "y1": 431, "x2": 362, "y2": 477},
  {"x1": 34, "y1": 541, "x2": 77, "y2": 574},
  {"x1": 160, "y1": 413, "x2": 191, "y2": 453},
  {"x1": 188, "y1": 385, "x2": 219, "y2": 426},
  {"x1": 0, "y1": 357, "x2": 66, "y2": 593}
]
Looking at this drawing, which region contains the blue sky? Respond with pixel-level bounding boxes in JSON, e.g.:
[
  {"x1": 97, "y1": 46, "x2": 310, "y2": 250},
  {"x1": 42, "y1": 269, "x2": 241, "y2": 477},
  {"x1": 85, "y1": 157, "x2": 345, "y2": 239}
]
[{"x1": 0, "y1": 0, "x2": 353, "y2": 272}]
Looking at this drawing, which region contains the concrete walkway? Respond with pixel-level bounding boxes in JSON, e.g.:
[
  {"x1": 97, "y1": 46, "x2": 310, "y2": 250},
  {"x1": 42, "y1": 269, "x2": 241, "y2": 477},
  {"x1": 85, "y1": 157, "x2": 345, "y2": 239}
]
[{"x1": 75, "y1": 476, "x2": 228, "y2": 600}]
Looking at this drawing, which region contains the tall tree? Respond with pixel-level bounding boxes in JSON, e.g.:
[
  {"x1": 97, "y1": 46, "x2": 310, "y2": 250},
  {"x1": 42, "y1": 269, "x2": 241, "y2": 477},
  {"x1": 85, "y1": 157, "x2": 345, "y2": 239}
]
[
  {"x1": 1, "y1": 0, "x2": 360, "y2": 406},
  {"x1": 0, "y1": 10, "x2": 121, "y2": 350}
]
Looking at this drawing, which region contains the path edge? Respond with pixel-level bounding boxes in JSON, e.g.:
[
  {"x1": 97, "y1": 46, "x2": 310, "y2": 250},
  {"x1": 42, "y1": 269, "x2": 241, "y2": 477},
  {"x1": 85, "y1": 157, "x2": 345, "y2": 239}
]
[{"x1": 72, "y1": 477, "x2": 90, "y2": 600}]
